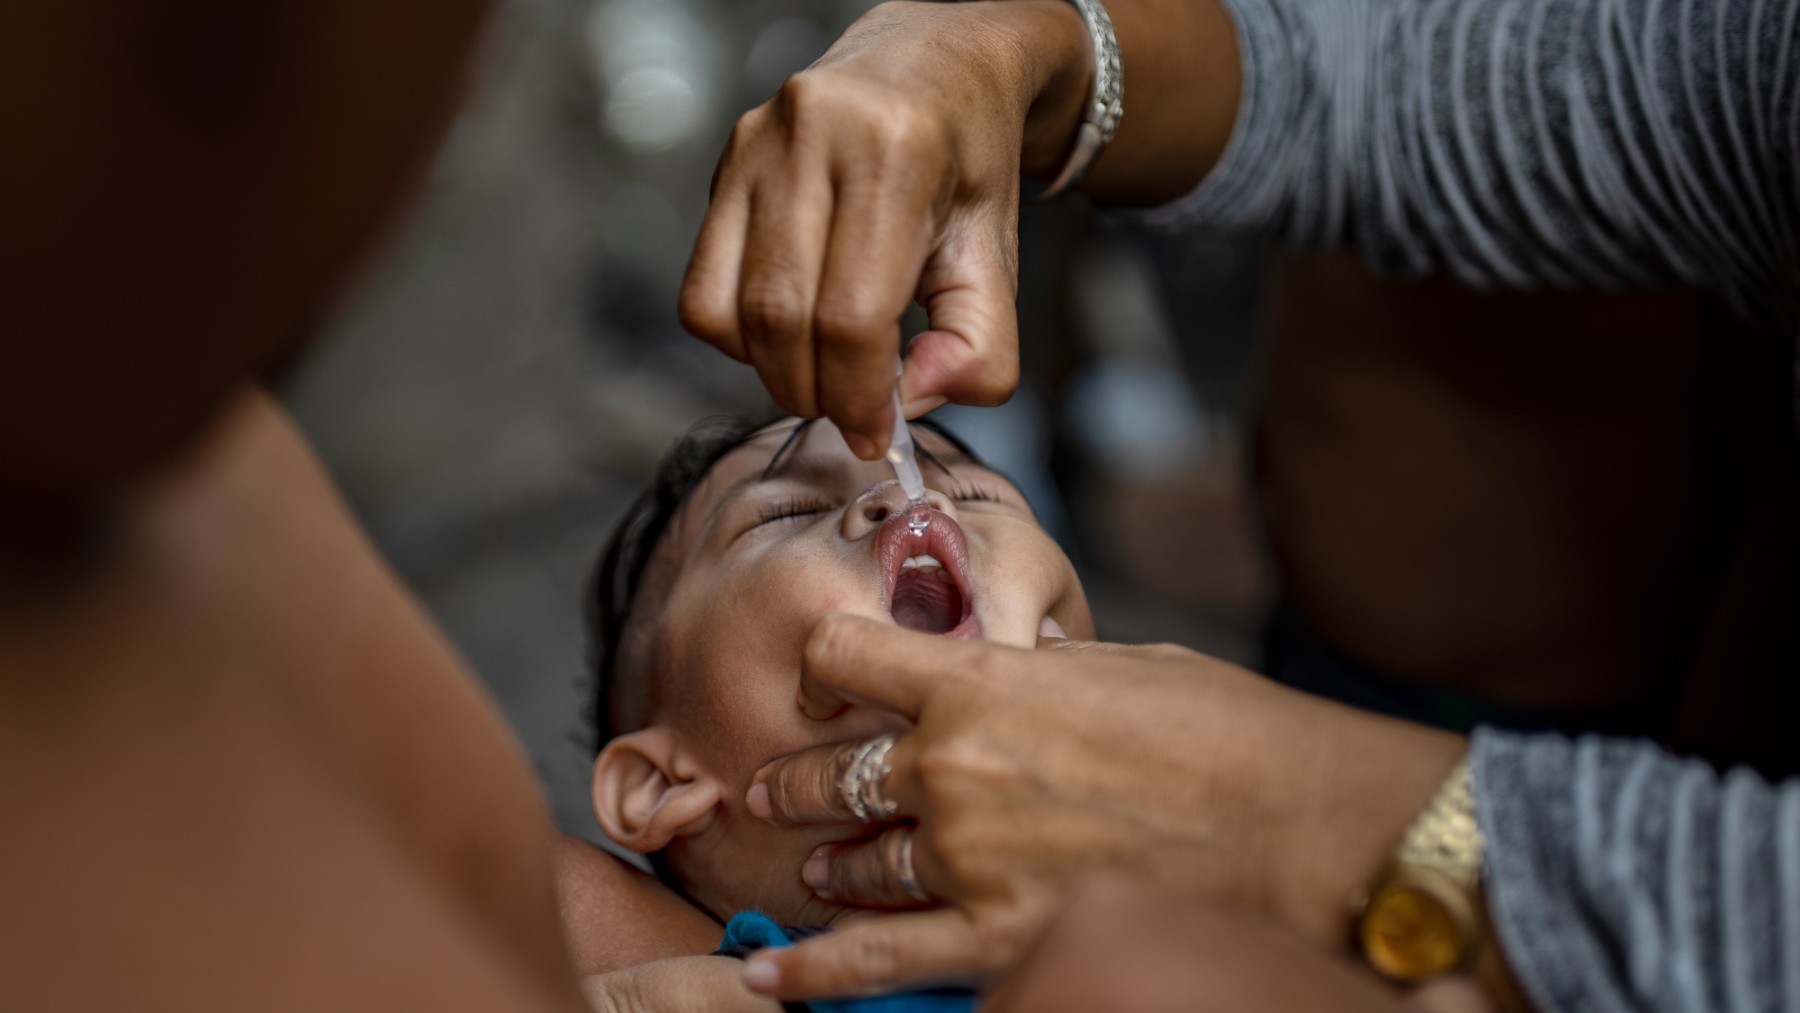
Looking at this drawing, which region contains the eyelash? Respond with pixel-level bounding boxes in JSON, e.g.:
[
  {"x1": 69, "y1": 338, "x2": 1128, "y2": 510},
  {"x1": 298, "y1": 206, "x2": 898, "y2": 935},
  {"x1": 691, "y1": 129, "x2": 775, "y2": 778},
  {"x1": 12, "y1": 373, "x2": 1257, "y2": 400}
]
[
  {"x1": 751, "y1": 481, "x2": 1001, "y2": 530},
  {"x1": 753, "y1": 496, "x2": 834, "y2": 528},
  {"x1": 947, "y1": 479, "x2": 1002, "y2": 503}
]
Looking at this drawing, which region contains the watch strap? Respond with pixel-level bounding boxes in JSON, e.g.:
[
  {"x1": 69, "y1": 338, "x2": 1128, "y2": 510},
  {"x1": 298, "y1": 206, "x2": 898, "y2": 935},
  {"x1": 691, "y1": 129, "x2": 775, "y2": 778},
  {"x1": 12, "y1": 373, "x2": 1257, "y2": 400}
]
[{"x1": 1396, "y1": 758, "x2": 1483, "y2": 887}]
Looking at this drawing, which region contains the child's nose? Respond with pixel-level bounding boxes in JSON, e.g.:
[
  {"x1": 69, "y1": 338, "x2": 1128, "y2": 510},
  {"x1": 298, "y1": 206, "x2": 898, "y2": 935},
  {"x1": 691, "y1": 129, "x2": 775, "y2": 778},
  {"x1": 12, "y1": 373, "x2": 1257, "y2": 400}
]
[{"x1": 840, "y1": 481, "x2": 956, "y2": 540}]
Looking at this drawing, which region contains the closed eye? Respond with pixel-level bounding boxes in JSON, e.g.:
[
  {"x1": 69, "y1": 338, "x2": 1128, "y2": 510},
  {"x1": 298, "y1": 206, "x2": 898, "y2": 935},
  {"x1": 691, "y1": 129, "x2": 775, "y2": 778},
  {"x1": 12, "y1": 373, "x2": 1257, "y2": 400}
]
[
  {"x1": 753, "y1": 496, "x2": 834, "y2": 528},
  {"x1": 946, "y1": 478, "x2": 1003, "y2": 504}
]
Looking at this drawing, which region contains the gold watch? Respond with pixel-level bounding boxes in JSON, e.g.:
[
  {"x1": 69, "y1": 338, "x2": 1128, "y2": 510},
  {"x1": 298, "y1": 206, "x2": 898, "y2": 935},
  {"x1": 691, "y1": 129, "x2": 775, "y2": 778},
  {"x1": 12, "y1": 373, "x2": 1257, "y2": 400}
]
[{"x1": 1355, "y1": 758, "x2": 1485, "y2": 983}]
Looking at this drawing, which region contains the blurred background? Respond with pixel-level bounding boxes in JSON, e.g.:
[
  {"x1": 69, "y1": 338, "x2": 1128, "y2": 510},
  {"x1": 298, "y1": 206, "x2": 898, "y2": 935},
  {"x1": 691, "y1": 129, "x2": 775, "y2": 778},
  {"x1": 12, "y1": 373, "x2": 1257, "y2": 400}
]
[{"x1": 281, "y1": 0, "x2": 1270, "y2": 844}]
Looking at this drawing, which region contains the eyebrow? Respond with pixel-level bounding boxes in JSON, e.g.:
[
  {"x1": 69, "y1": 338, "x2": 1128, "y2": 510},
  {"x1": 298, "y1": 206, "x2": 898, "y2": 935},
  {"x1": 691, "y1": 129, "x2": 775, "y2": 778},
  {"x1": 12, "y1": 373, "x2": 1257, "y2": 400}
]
[{"x1": 700, "y1": 419, "x2": 826, "y2": 530}]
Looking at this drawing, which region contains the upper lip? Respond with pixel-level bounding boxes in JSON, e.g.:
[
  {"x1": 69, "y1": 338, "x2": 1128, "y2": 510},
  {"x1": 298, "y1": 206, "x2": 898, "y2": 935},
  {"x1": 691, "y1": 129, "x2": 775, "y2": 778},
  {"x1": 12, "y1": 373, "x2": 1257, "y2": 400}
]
[{"x1": 874, "y1": 509, "x2": 980, "y2": 637}]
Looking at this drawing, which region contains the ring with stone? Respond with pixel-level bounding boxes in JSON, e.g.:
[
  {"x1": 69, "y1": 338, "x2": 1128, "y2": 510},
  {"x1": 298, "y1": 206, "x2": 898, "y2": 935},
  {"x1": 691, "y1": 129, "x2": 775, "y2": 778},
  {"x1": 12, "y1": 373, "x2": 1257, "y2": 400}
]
[{"x1": 839, "y1": 733, "x2": 900, "y2": 824}]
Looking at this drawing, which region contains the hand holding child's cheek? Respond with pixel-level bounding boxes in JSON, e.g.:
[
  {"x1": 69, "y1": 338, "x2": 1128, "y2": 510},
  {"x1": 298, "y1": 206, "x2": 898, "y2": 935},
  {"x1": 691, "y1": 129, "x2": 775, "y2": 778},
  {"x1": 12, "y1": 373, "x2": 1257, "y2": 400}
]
[
  {"x1": 676, "y1": 1, "x2": 1094, "y2": 454},
  {"x1": 745, "y1": 615, "x2": 1468, "y2": 1000}
]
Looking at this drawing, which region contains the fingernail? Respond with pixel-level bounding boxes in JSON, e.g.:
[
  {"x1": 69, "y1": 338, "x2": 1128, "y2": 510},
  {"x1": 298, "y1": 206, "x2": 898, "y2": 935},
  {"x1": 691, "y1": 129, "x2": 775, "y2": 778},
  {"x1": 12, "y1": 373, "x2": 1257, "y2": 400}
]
[
  {"x1": 845, "y1": 433, "x2": 877, "y2": 460},
  {"x1": 743, "y1": 957, "x2": 781, "y2": 993},
  {"x1": 746, "y1": 782, "x2": 772, "y2": 821},
  {"x1": 802, "y1": 849, "x2": 830, "y2": 891}
]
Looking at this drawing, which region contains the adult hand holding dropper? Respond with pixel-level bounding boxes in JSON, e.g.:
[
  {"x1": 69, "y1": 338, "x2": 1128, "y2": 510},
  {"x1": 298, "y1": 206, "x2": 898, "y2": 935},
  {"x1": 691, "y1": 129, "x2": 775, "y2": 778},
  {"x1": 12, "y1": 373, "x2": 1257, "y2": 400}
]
[{"x1": 677, "y1": 0, "x2": 1241, "y2": 458}]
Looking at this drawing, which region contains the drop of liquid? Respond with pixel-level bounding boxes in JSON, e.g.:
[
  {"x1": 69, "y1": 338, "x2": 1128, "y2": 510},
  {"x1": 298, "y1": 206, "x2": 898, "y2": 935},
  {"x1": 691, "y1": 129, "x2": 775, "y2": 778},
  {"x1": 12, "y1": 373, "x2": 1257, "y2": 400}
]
[{"x1": 904, "y1": 501, "x2": 931, "y2": 536}]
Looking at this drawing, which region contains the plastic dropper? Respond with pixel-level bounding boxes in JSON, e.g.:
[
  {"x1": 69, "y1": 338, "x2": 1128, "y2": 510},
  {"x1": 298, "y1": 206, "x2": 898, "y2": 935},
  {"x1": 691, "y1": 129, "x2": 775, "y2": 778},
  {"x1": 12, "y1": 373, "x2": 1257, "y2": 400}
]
[{"x1": 883, "y1": 367, "x2": 932, "y2": 535}]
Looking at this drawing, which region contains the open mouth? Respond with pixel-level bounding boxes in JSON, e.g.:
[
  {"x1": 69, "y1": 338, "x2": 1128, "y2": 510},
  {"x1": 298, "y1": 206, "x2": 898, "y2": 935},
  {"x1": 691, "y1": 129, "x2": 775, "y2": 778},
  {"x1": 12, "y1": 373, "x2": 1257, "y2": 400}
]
[
  {"x1": 892, "y1": 554, "x2": 965, "y2": 633},
  {"x1": 877, "y1": 510, "x2": 980, "y2": 638}
]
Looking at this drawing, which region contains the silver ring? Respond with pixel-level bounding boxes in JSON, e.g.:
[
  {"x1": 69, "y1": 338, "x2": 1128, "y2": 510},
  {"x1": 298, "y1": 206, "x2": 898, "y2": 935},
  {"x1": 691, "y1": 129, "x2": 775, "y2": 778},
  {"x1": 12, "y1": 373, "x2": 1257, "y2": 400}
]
[
  {"x1": 895, "y1": 828, "x2": 930, "y2": 904},
  {"x1": 839, "y1": 733, "x2": 900, "y2": 824}
]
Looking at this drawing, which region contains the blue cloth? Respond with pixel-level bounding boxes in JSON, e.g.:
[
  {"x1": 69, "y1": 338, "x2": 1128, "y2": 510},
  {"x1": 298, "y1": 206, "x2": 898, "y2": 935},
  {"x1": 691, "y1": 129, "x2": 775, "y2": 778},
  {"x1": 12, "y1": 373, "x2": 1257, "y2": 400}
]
[{"x1": 719, "y1": 912, "x2": 977, "y2": 1013}]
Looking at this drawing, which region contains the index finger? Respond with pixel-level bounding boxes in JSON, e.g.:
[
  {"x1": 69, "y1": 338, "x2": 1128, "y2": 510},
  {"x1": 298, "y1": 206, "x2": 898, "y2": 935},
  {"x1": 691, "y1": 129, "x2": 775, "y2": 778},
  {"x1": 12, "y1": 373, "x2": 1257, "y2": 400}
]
[
  {"x1": 800, "y1": 613, "x2": 1015, "y2": 718},
  {"x1": 742, "y1": 909, "x2": 989, "y2": 1000},
  {"x1": 813, "y1": 173, "x2": 937, "y2": 455},
  {"x1": 679, "y1": 176, "x2": 752, "y2": 362}
]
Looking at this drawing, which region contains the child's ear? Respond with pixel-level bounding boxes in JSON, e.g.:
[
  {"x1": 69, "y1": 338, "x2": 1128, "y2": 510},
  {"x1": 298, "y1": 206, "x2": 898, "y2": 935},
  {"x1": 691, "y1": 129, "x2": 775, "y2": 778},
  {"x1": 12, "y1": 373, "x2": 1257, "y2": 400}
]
[{"x1": 591, "y1": 726, "x2": 722, "y2": 853}]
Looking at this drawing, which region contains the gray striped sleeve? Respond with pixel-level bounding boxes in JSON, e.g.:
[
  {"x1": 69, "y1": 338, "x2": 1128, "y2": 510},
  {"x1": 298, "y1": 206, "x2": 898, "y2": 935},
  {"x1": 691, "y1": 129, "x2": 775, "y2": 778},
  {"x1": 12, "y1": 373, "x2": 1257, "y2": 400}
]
[
  {"x1": 1474, "y1": 729, "x2": 1800, "y2": 1012},
  {"x1": 1136, "y1": 2, "x2": 1800, "y2": 1007},
  {"x1": 1150, "y1": 0, "x2": 1800, "y2": 328}
]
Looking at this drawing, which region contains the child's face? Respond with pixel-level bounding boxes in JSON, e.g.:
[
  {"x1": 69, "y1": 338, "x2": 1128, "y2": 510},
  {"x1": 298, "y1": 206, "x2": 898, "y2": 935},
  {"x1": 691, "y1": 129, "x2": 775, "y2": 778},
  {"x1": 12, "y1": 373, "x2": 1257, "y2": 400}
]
[{"x1": 598, "y1": 418, "x2": 1092, "y2": 924}]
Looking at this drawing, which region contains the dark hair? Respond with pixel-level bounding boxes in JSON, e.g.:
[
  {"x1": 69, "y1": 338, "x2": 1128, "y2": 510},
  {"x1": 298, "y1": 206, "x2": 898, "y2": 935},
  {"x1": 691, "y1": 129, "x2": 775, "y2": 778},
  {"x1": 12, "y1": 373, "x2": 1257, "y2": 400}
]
[{"x1": 585, "y1": 414, "x2": 985, "y2": 751}]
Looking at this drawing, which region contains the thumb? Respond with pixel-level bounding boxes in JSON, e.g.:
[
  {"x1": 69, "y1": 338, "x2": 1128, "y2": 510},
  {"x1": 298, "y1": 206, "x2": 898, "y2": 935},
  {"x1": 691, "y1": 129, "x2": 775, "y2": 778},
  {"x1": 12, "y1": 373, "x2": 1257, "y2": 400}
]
[
  {"x1": 901, "y1": 210, "x2": 1020, "y2": 412},
  {"x1": 742, "y1": 910, "x2": 990, "y2": 1000},
  {"x1": 585, "y1": 958, "x2": 788, "y2": 1013}
]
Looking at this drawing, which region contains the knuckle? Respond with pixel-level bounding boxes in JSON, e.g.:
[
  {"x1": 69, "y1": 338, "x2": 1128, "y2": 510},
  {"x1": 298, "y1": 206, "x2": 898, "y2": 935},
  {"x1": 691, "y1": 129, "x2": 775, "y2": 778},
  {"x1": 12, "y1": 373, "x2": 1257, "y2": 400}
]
[
  {"x1": 813, "y1": 292, "x2": 890, "y2": 349},
  {"x1": 739, "y1": 283, "x2": 810, "y2": 340},
  {"x1": 964, "y1": 353, "x2": 1019, "y2": 406},
  {"x1": 776, "y1": 64, "x2": 950, "y2": 171},
  {"x1": 834, "y1": 848, "x2": 880, "y2": 898},
  {"x1": 814, "y1": 752, "x2": 848, "y2": 816},
  {"x1": 914, "y1": 735, "x2": 997, "y2": 801},
  {"x1": 726, "y1": 105, "x2": 769, "y2": 155},
  {"x1": 618, "y1": 986, "x2": 656, "y2": 1013},
  {"x1": 771, "y1": 760, "x2": 825, "y2": 822},
  {"x1": 964, "y1": 643, "x2": 1020, "y2": 686},
  {"x1": 875, "y1": 100, "x2": 949, "y2": 160},
  {"x1": 841, "y1": 927, "x2": 906, "y2": 981},
  {"x1": 677, "y1": 284, "x2": 735, "y2": 346},
  {"x1": 805, "y1": 615, "x2": 858, "y2": 673},
  {"x1": 912, "y1": 740, "x2": 963, "y2": 787},
  {"x1": 772, "y1": 768, "x2": 810, "y2": 820},
  {"x1": 593, "y1": 970, "x2": 660, "y2": 1013},
  {"x1": 775, "y1": 72, "x2": 824, "y2": 119},
  {"x1": 773, "y1": 72, "x2": 850, "y2": 147}
]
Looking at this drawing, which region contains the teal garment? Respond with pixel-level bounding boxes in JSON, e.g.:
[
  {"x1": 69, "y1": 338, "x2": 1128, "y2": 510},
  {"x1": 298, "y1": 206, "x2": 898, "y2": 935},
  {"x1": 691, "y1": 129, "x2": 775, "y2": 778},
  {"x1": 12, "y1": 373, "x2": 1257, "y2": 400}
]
[{"x1": 719, "y1": 912, "x2": 977, "y2": 1013}]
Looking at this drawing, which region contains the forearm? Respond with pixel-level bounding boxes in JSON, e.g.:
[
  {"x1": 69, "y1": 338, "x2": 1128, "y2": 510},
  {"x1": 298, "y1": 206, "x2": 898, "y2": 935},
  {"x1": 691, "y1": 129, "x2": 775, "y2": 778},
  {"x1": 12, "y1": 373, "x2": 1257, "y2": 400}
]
[
  {"x1": 1260, "y1": 703, "x2": 1536, "y2": 1012},
  {"x1": 1475, "y1": 730, "x2": 1800, "y2": 1012},
  {"x1": 1001, "y1": 0, "x2": 1242, "y2": 204},
  {"x1": 552, "y1": 835, "x2": 723, "y2": 976},
  {"x1": 1154, "y1": 0, "x2": 1800, "y2": 322}
]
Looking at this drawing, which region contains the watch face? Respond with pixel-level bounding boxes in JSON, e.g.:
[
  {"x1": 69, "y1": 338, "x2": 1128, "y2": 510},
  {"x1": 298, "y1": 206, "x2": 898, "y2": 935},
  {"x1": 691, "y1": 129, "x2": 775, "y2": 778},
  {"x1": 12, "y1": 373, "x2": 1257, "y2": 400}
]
[{"x1": 1360, "y1": 880, "x2": 1470, "y2": 981}]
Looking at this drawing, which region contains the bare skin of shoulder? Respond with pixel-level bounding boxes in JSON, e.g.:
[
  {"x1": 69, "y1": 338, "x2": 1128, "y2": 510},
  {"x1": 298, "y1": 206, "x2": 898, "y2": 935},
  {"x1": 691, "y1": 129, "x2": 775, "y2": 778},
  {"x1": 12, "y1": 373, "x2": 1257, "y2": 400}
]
[
  {"x1": 0, "y1": 392, "x2": 703, "y2": 1010},
  {"x1": 0, "y1": 0, "x2": 728, "y2": 1004}
]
